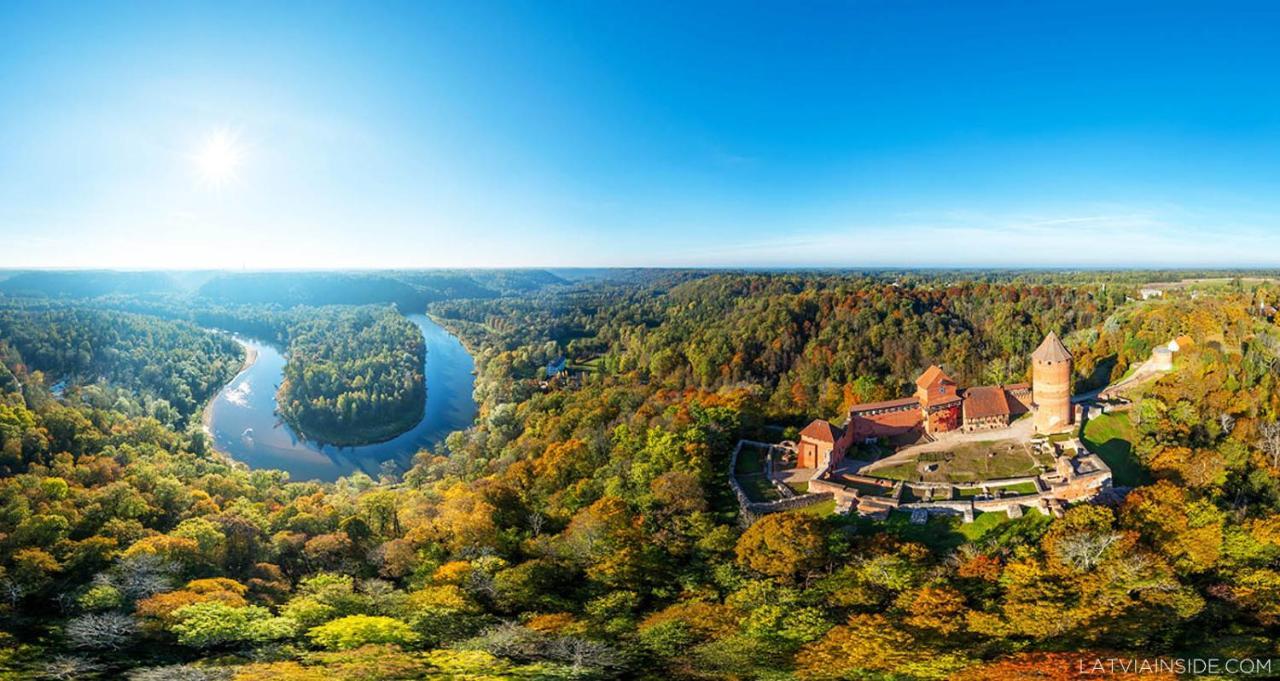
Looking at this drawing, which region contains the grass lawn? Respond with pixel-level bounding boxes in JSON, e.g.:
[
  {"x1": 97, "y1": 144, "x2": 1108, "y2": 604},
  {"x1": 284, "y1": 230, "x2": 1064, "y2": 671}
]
[
  {"x1": 993, "y1": 481, "x2": 1039, "y2": 495},
  {"x1": 787, "y1": 480, "x2": 810, "y2": 494},
  {"x1": 1029, "y1": 446, "x2": 1056, "y2": 468},
  {"x1": 861, "y1": 513, "x2": 974, "y2": 551},
  {"x1": 1119, "y1": 362, "x2": 1140, "y2": 381},
  {"x1": 1082, "y1": 412, "x2": 1150, "y2": 487},
  {"x1": 792, "y1": 498, "x2": 837, "y2": 516},
  {"x1": 566, "y1": 357, "x2": 604, "y2": 373},
  {"x1": 958, "y1": 511, "x2": 1011, "y2": 541},
  {"x1": 870, "y1": 440, "x2": 1040, "y2": 483},
  {"x1": 946, "y1": 442, "x2": 1041, "y2": 480},
  {"x1": 736, "y1": 474, "x2": 781, "y2": 502},
  {"x1": 855, "y1": 509, "x2": 1049, "y2": 552},
  {"x1": 869, "y1": 461, "x2": 920, "y2": 481},
  {"x1": 735, "y1": 444, "x2": 769, "y2": 475}
]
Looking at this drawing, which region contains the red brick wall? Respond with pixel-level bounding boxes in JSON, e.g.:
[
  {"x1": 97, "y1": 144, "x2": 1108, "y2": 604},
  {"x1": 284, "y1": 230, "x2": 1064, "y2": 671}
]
[
  {"x1": 916, "y1": 382, "x2": 959, "y2": 410},
  {"x1": 926, "y1": 404, "x2": 960, "y2": 433}
]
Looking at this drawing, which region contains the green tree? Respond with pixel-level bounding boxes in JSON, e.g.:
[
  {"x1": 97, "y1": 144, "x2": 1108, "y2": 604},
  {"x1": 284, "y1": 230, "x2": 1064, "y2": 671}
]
[
  {"x1": 307, "y1": 614, "x2": 420, "y2": 650},
  {"x1": 169, "y1": 602, "x2": 297, "y2": 648}
]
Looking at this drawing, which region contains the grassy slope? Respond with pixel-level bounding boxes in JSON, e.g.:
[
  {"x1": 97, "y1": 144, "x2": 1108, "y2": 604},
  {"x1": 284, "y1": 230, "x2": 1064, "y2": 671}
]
[
  {"x1": 1082, "y1": 411, "x2": 1150, "y2": 487},
  {"x1": 841, "y1": 509, "x2": 1049, "y2": 552}
]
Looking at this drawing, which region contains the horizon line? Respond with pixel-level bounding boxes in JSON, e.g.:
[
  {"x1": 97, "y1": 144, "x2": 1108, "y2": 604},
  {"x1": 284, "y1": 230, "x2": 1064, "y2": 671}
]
[{"x1": 4, "y1": 265, "x2": 1280, "y2": 274}]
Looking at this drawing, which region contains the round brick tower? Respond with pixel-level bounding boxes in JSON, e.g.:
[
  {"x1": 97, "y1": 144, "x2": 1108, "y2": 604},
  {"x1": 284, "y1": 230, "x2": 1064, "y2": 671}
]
[{"x1": 1031, "y1": 331, "x2": 1073, "y2": 434}]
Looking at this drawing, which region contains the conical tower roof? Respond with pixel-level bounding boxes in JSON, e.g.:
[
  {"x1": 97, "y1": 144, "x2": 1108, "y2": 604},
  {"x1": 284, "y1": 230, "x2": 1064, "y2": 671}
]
[{"x1": 1032, "y1": 331, "x2": 1071, "y2": 363}]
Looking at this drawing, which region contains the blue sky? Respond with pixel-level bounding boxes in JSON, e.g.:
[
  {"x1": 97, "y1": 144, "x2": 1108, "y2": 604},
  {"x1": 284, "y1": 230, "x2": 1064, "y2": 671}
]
[{"x1": 3, "y1": 1, "x2": 1280, "y2": 269}]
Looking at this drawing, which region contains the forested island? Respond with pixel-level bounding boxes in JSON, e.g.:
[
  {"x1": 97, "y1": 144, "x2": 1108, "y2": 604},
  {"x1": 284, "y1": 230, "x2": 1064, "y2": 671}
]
[
  {"x1": 276, "y1": 307, "x2": 426, "y2": 446},
  {"x1": 0, "y1": 269, "x2": 1279, "y2": 679}
]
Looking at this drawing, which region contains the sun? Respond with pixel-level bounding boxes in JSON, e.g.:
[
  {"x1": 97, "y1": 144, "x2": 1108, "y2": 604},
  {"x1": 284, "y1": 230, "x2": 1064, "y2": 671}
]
[{"x1": 191, "y1": 128, "x2": 245, "y2": 186}]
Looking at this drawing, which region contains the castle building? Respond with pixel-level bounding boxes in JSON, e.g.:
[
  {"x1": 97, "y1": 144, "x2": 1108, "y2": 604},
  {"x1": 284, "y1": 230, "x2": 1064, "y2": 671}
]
[
  {"x1": 1031, "y1": 331, "x2": 1073, "y2": 434},
  {"x1": 914, "y1": 365, "x2": 962, "y2": 434},
  {"x1": 962, "y1": 385, "x2": 1014, "y2": 430},
  {"x1": 797, "y1": 332, "x2": 1072, "y2": 468},
  {"x1": 796, "y1": 418, "x2": 853, "y2": 469}
]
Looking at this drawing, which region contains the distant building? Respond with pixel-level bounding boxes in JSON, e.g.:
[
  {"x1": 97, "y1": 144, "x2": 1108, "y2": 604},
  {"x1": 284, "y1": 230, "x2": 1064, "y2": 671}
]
[
  {"x1": 546, "y1": 357, "x2": 567, "y2": 378},
  {"x1": 1152, "y1": 346, "x2": 1174, "y2": 371}
]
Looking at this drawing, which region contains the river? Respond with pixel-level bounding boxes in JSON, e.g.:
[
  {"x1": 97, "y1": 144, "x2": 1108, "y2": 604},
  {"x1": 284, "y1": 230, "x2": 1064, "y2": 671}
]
[{"x1": 204, "y1": 313, "x2": 477, "y2": 482}]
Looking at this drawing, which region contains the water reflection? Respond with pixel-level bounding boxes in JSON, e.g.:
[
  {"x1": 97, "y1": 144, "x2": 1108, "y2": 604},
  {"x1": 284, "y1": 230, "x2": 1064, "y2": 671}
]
[{"x1": 205, "y1": 314, "x2": 476, "y2": 481}]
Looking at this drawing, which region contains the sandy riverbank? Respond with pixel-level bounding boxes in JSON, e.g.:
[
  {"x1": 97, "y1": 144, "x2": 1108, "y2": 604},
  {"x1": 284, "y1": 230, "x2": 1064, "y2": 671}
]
[{"x1": 201, "y1": 336, "x2": 259, "y2": 438}]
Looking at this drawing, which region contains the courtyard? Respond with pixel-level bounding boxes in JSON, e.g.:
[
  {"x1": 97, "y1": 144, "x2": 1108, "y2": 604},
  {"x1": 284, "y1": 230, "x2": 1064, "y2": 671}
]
[{"x1": 858, "y1": 437, "x2": 1051, "y2": 483}]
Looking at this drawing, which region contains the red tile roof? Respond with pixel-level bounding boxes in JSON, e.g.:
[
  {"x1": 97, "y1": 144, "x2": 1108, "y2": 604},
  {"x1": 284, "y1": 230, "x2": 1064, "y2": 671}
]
[
  {"x1": 799, "y1": 419, "x2": 843, "y2": 443},
  {"x1": 962, "y1": 385, "x2": 1011, "y2": 419},
  {"x1": 915, "y1": 365, "x2": 954, "y2": 391},
  {"x1": 849, "y1": 397, "x2": 920, "y2": 413}
]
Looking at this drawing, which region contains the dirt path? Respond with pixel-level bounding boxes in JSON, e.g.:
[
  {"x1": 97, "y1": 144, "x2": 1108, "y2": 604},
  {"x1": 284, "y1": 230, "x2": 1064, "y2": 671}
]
[{"x1": 1095, "y1": 354, "x2": 1166, "y2": 399}]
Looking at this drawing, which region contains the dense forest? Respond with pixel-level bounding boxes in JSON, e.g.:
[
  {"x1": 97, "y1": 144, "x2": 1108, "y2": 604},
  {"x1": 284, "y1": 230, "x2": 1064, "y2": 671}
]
[
  {"x1": 0, "y1": 271, "x2": 1278, "y2": 679},
  {"x1": 433, "y1": 273, "x2": 1132, "y2": 423},
  {"x1": 0, "y1": 269, "x2": 570, "y2": 309},
  {"x1": 0, "y1": 301, "x2": 243, "y2": 428},
  {"x1": 0, "y1": 269, "x2": 574, "y2": 446},
  {"x1": 276, "y1": 307, "x2": 426, "y2": 446}
]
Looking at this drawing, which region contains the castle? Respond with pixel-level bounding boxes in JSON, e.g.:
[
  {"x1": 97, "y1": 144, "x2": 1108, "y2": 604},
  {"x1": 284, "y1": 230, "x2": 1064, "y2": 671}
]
[{"x1": 796, "y1": 332, "x2": 1074, "y2": 469}]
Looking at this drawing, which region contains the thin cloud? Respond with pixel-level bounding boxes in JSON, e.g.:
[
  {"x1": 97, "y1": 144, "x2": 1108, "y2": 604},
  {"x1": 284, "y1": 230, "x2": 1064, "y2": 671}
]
[{"x1": 667, "y1": 207, "x2": 1280, "y2": 268}]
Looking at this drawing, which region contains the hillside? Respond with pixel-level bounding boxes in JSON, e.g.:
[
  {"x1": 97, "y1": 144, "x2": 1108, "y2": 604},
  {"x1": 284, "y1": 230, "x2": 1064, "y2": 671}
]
[{"x1": 0, "y1": 272, "x2": 1277, "y2": 679}]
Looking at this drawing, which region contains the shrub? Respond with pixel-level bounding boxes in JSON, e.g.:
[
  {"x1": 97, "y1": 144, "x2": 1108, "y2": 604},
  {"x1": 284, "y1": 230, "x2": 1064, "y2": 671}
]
[
  {"x1": 307, "y1": 614, "x2": 420, "y2": 650},
  {"x1": 170, "y1": 602, "x2": 297, "y2": 648},
  {"x1": 66, "y1": 612, "x2": 137, "y2": 650},
  {"x1": 78, "y1": 584, "x2": 123, "y2": 611}
]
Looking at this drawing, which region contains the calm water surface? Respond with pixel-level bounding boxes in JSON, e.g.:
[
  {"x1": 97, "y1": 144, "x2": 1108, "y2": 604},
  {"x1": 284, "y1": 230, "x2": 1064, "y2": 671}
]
[{"x1": 206, "y1": 313, "x2": 477, "y2": 481}]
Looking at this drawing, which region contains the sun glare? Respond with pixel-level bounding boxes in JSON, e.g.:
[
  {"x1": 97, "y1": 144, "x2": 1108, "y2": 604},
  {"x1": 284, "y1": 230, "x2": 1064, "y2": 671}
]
[{"x1": 192, "y1": 128, "x2": 245, "y2": 186}]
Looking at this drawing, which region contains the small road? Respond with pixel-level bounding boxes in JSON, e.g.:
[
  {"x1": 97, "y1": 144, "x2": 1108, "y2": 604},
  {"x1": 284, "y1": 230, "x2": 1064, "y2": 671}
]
[{"x1": 1093, "y1": 354, "x2": 1166, "y2": 400}]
